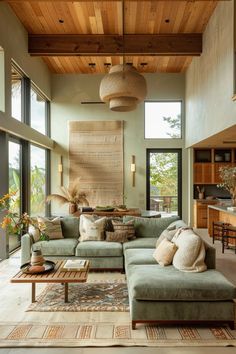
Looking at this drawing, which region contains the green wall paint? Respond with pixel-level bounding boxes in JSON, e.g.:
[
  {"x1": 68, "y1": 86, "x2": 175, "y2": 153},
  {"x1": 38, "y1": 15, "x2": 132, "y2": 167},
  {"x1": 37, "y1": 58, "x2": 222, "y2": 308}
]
[{"x1": 51, "y1": 73, "x2": 189, "y2": 221}]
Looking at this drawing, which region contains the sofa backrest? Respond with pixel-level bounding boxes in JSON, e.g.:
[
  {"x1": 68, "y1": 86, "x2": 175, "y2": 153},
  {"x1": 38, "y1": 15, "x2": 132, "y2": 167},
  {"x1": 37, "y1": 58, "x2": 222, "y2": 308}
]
[
  {"x1": 203, "y1": 241, "x2": 216, "y2": 269},
  {"x1": 60, "y1": 217, "x2": 80, "y2": 239},
  {"x1": 123, "y1": 215, "x2": 180, "y2": 238}
]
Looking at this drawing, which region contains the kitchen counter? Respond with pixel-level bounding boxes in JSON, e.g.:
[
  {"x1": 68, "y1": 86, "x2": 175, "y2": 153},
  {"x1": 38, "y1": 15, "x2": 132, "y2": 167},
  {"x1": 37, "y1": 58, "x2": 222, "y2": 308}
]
[
  {"x1": 208, "y1": 204, "x2": 236, "y2": 217},
  {"x1": 208, "y1": 204, "x2": 236, "y2": 237}
]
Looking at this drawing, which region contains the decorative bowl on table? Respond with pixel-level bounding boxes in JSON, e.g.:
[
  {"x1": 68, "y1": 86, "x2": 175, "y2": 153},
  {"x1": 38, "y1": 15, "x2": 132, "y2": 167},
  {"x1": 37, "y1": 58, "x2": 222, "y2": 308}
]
[
  {"x1": 95, "y1": 206, "x2": 115, "y2": 212},
  {"x1": 20, "y1": 260, "x2": 55, "y2": 274}
]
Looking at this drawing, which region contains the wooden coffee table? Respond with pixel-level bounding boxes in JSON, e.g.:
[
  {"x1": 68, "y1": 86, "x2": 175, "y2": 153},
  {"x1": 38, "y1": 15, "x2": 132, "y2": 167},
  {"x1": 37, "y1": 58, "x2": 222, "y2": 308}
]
[{"x1": 11, "y1": 260, "x2": 89, "y2": 303}]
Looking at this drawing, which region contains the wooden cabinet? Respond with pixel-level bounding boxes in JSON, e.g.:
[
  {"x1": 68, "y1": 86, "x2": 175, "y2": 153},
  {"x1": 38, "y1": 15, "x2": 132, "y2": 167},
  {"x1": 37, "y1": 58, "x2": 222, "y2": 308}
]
[
  {"x1": 194, "y1": 200, "x2": 218, "y2": 228},
  {"x1": 193, "y1": 148, "x2": 236, "y2": 185},
  {"x1": 193, "y1": 163, "x2": 213, "y2": 184}
]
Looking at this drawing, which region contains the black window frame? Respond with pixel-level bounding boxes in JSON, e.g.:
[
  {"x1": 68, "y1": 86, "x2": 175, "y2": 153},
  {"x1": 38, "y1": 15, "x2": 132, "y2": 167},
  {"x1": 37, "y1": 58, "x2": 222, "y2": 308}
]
[{"x1": 146, "y1": 148, "x2": 182, "y2": 219}]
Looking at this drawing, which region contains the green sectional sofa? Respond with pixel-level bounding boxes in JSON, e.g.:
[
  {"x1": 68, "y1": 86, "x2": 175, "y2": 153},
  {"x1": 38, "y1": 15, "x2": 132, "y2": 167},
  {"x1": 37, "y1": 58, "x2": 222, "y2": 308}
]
[
  {"x1": 21, "y1": 215, "x2": 236, "y2": 329},
  {"x1": 21, "y1": 215, "x2": 180, "y2": 268}
]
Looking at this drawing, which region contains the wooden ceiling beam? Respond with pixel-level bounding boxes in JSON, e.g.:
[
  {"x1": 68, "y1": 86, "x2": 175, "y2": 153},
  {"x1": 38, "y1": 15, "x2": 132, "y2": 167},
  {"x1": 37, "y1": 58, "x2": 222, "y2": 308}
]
[
  {"x1": 4, "y1": 0, "x2": 229, "y2": 3},
  {"x1": 28, "y1": 34, "x2": 202, "y2": 56}
]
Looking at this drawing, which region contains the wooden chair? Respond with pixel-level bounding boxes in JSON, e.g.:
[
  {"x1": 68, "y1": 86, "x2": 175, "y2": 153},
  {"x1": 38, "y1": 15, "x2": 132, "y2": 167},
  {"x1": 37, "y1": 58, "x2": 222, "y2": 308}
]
[
  {"x1": 222, "y1": 225, "x2": 236, "y2": 254},
  {"x1": 162, "y1": 197, "x2": 172, "y2": 213},
  {"x1": 212, "y1": 221, "x2": 230, "y2": 244}
]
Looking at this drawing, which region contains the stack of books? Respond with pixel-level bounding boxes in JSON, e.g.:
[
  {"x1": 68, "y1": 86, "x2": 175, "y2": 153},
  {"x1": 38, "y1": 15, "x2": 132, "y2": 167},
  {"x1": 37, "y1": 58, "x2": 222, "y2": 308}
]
[{"x1": 60, "y1": 259, "x2": 89, "y2": 272}]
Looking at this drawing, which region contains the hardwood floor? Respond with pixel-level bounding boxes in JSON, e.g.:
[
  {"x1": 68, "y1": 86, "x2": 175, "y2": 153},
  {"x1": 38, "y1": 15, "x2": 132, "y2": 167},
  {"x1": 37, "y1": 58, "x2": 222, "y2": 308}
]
[{"x1": 0, "y1": 229, "x2": 236, "y2": 353}]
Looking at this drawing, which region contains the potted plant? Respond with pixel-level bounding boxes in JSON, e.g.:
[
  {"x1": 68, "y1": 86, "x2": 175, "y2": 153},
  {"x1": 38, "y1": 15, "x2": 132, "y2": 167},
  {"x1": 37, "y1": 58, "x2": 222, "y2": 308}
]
[
  {"x1": 0, "y1": 192, "x2": 48, "y2": 240},
  {"x1": 46, "y1": 178, "x2": 89, "y2": 214},
  {"x1": 218, "y1": 166, "x2": 236, "y2": 206}
]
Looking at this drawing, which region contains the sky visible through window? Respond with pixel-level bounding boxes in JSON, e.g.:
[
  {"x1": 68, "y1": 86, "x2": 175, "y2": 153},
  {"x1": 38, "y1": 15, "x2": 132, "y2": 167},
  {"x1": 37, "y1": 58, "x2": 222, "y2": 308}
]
[{"x1": 145, "y1": 101, "x2": 181, "y2": 139}]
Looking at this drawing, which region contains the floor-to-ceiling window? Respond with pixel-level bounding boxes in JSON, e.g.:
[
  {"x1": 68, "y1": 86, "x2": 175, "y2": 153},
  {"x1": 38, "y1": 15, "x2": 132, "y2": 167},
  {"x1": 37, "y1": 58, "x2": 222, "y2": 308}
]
[
  {"x1": 2, "y1": 62, "x2": 51, "y2": 254},
  {"x1": 30, "y1": 145, "x2": 46, "y2": 216},
  {"x1": 8, "y1": 140, "x2": 21, "y2": 252}
]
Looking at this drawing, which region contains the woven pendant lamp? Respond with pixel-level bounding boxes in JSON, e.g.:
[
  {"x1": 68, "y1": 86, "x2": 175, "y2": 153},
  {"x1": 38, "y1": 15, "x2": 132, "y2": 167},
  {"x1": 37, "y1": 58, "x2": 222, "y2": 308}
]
[{"x1": 99, "y1": 64, "x2": 147, "y2": 112}]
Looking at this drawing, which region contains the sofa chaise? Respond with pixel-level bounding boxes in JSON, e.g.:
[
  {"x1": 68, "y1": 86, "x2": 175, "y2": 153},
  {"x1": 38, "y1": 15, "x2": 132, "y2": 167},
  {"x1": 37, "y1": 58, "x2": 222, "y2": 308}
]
[{"x1": 21, "y1": 215, "x2": 236, "y2": 329}]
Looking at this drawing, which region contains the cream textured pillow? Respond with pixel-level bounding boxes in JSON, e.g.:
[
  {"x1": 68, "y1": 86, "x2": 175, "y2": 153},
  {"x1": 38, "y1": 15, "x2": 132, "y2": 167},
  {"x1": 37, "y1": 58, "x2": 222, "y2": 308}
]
[
  {"x1": 153, "y1": 238, "x2": 177, "y2": 266},
  {"x1": 156, "y1": 229, "x2": 177, "y2": 248},
  {"x1": 28, "y1": 224, "x2": 40, "y2": 242},
  {"x1": 79, "y1": 215, "x2": 106, "y2": 241},
  {"x1": 172, "y1": 229, "x2": 207, "y2": 273},
  {"x1": 37, "y1": 217, "x2": 63, "y2": 240}
]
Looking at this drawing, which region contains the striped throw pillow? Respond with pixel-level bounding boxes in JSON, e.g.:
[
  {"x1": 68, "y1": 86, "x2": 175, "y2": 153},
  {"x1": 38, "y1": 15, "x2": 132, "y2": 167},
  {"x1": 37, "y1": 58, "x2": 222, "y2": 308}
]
[
  {"x1": 106, "y1": 231, "x2": 129, "y2": 243},
  {"x1": 111, "y1": 219, "x2": 136, "y2": 240}
]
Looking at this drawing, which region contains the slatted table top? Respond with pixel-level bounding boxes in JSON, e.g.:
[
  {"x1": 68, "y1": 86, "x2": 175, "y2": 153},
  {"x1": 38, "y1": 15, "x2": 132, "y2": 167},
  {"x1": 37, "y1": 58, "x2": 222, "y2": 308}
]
[{"x1": 11, "y1": 260, "x2": 89, "y2": 284}]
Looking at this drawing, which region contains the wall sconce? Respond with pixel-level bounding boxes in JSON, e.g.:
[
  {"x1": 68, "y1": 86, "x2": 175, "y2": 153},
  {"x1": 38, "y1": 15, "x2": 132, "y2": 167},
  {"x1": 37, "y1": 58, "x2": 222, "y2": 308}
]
[
  {"x1": 58, "y1": 156, "x2": 63, "y2": 186},
  {"x1": 131, "y1": 155, "x2": 136, "y2": 187}
]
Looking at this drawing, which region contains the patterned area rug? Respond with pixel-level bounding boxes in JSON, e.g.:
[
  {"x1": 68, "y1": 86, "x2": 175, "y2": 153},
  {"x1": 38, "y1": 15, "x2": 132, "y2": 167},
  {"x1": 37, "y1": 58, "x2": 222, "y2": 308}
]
[
  {"x1": 27, "y1": 281, "x2": 129, "y2": 312},
  {"x1": 0, "y1": 322, "x2": 236, "y2": 347}
]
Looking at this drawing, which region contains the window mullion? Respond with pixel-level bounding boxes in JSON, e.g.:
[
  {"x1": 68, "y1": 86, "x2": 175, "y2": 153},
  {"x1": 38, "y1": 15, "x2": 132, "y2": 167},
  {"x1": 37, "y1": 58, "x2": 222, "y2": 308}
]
[{"x1": 22, "y1": 77, "x2": 31, "y2": 125}]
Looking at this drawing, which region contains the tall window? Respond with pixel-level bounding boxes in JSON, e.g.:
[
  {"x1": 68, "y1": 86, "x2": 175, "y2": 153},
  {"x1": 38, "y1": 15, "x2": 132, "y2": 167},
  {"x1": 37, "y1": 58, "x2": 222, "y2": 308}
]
[
  {"x1": 11, "y1": 65, "x2": 23, "y2": 121},
  {"x1": 8, "y1": 140, "x2": 21, "y2": 252},
  {"x1": 147, "y1": 149, "x2": 182, "y2": 218},
  {"x1": 30, "y1": 145, "x2": 46, "y2": 216},
  {"x1": 31, "y1": 86, "x2": 47, "y2": 135},
  {"x1": 145, "y1": 101, "x2": 182, "y2": 139}
]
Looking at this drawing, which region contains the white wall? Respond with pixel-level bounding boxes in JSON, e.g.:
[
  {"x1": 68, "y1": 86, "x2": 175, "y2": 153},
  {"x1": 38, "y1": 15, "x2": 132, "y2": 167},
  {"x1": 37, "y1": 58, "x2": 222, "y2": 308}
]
[
  {"x1": 186, "y1": 0, "x2": 236, "y2": 147},
  {"x1": 51, "y1": 73, "x2": 189, "y2": 221}
]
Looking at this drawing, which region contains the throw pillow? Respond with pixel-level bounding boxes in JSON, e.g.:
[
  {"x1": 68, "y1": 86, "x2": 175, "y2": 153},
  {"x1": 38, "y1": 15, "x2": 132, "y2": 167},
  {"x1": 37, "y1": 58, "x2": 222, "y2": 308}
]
[
  {"x1": 172, "y1": 229, "x2": 207, "y2": 273},
  {"x1": 153, "y1": 238, "x2": 177, "y2": 266},
  {"x1": 28, "y1": 224, "x2": 40, "y2": 242},
  {"x1": 106, "y1": 231, "x2": 129, "y2": 243},
  {"x1": 155, "y1": 228, "x2": 177, "y2": 248},
  {"x1": 79, "y1": 215, "x2": 106, "y2": 242},
  {"x1": 37, "y1": 217, "x2": 63, "y2": 240},
  {"x1": 111, "y1": 219, "x2": 136, "y2": 240}
]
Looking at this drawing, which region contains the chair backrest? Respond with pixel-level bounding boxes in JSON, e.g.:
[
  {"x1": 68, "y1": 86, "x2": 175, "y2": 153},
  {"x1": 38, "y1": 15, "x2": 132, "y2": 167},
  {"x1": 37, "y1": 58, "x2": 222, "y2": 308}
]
[{"x1": 163, "y1": 196, "x2": 172, "y2": 205}]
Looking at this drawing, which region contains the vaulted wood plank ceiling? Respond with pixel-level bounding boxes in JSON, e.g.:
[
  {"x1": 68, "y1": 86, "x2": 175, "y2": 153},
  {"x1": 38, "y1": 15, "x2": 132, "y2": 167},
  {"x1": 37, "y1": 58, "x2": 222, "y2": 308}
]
[{"x1": 7, "y1": 0, "x2": 219, "y2": 74}]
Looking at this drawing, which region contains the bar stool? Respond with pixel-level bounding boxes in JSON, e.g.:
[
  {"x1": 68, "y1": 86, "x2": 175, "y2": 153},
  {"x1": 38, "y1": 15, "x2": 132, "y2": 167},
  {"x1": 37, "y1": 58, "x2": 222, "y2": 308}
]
[
  {"x1": 212, "y1": 221, "x2": 231, "y2": 244},
  {"x1": 222, "y1": 225, "x2": 236, "y2": 254}
]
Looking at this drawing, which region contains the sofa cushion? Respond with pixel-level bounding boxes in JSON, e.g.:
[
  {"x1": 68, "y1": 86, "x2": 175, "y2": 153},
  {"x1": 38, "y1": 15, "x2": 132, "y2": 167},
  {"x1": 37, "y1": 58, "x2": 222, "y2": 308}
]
[
  {"x1": 79, "y1": 215, "x2": 106, "y2": 241},
  {"x1": 125, "y1": 248, "x2": 157, "y2": 267},
  {"x1": 32, "y1": 238, "x2": 78, "y2": 256},
  {"x1": 172, "y1": 229, "x2": 207, "y2": 273},
  {"x1": 167, "y1": 219, "x2": 187, "y2": 230},
  {"x1": 76, "y1": 241, "x2": 123, "y2": 257},
  {"x1": 106, "y1": 231, "x2": 130, "y2": 243},
  {"x1": 127, "y1": 264, "x2": 236, "y2": 301},
  {"x1": 60, "y1": 217, "x2": 80, "y2": 239},
  {"x1": 153, "y1": 239, "x2": 177, "y2": 266},
  {"x1": 111, "y1": 219, "x2": 136, "y2": 240},
  {"x1": 38, "y1": 217, "x2": 63, "y2": 240},
  {"x1": 155, "y1": 229, "x2": 177, "y2": 248},
  {"x1": 123, "y1": 238, "x2": 157, "y2": 250},
  {"x1": 123, "y1": 216, "x2": 179, "y2": 238}
]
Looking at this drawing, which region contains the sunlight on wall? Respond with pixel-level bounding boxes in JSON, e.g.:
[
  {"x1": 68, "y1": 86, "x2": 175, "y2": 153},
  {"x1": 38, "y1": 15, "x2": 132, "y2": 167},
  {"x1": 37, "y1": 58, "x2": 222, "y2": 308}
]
[{"x1": 0, "y1": 46, "x2": 5, "y2": 112}]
